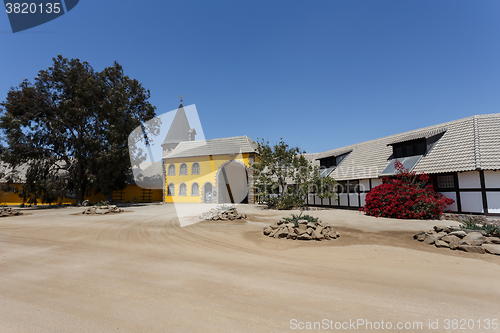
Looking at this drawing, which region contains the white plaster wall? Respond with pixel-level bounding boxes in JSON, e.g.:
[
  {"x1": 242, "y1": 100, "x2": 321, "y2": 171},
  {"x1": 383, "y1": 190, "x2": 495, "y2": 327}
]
[
  {"x1": 308, "y1": 194, "x2": 314, "y2": 204},
  {"x1": 339, "y1": 193, "x2": 348, "y2": 206},
  {"x1": 371, "y1": 178, "x2": 383, "y2": 188},
  {"x1": 487, "y1": 192, "x2": 500, "y2": 213},
  {"x1": 360, "y1": 193, "x2": 366, "y2": 206},
  {"x1": 439, "y1": 191, "x2": 458, "y2": 212},
  {"x1": 458, "y1": 172, "x2": 481, "y2": 189},
  {"x1": 349, "y1": 194, "x2": 359, "y2": 207},
  {"x1": 460, "y1": 192, "x2": 483, "y2": 213},
  {"x1": 484, "y1": 171, "x2": 500, "y2": 189},
  {"x1": 359, "y1": 179, "x2": 370, "y2": 192}
]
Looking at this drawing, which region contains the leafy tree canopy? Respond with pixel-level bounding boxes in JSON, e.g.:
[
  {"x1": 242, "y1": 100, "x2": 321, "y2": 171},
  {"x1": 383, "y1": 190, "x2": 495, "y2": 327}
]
[
  {"x1": 0, "y1": 55, "x2": 160, "y2": 204},
  {"x1": 252, "y1": 138, "x2": 336, "y2": 210}
]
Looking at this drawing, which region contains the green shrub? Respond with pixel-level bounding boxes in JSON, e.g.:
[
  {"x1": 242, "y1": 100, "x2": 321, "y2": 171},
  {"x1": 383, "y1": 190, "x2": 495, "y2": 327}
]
[
  {"x1": 217, "y1": 204, "x2": 236, "y2": 211},
  {"x1": 459, "y1": 215, "x2": 500, "y2": 234},
  {"x1": 282, "y1": 211, "x2": 318, "y2": 227}
]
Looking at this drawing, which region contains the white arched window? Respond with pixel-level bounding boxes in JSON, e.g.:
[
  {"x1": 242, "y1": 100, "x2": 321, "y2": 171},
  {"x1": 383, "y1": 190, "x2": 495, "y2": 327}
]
[
  {"x1": 167, "y1": 183, "x2": 175, "y2": 196},
  {"x1": 191, "y1": 183, "x2": 199, "y2": 196},
  {"x1": 192, "y1": 162, "x2": 200, "y2": 175},
  {"x1": 168, "y1": 164, "x2": 176, "y2": 176},
  {"x1": 179, "y1": 163, "x2": 188, "y2": 175},
  {"x1": 179, "y1": 183, "x2": 187, "y2": 196}
]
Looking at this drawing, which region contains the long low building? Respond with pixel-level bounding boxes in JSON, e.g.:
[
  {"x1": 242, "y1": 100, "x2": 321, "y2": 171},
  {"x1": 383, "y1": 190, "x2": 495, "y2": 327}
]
[{"x1": 308, "y1": 113, "x2": 500, "y2": 216}]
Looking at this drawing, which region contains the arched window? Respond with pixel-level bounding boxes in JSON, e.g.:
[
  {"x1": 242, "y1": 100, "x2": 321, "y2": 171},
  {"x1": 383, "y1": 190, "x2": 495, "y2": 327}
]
[
  {"x1": 179, "y1": 183, "x2": 187, "y2": 196},
  {"x1": 191, "y1": 183, "x2": 199, "y2": 196},
  {"x1": 179, "y1": 163, "x2": 188, "y2": 175},
  {"x1": 192, "y1": 162, "x2": 200, "y2": 175},
  {"x1": 167, "y1": 183, "x2": 175, "y2": 196},
  {"x1": 168, "y1": 164, "x2": 176, "y2": 176}
]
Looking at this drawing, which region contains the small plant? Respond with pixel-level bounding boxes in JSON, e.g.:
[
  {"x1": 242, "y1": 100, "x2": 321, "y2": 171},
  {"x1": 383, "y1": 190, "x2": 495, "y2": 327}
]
[
  {"x1": 217, "y1": 204, "x2": 236, "y2": 211},
  {"x1": 282, "y1": 211, "x2": 318, "y2": 227},
  {"x1": 459, "y1": 215, "x2": 500, "y2": 235},
  {"x1": 95, "y1": 201, "x2": 109, "y2": 207}
]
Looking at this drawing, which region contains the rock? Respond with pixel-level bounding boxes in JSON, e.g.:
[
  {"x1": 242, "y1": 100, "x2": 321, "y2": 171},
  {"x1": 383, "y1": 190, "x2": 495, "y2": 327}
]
[
  {"x1": 297, "y1": 219, "x2": 309, "y2": 224},
  {"x1": 441, "y1": 235, "x2": 460, "y2": 250},
  {"x1": 327, "y1": 230, "x2": 338, "y2": 239},
  {"x1": 413, "y1": 231, "x2": 426, "y2": 239},
  {"x1": 417, "y1": 233, "x2": 427, "y2": 242},
  {"x1": 486, "y1": 237, "x2": 500, "y2": 244},
  {"x1": 297, "y1": 224, "x2": 308, "y2": 235},
  {"x1": 306, "y1": 222, "x2": 316, "y2": 229},
  {"x1": 425, "y1": 234, "x2": 440, "y2": 245},
  {"x1": 435, "y1": 240, "x2": 450, "y2": 248},
  {"x1": 482, "y1": 244, "x2": 500, "y2": 255},
  {"x1": 263, "y1": 226, "x2": 273, "y2": 235},
  {"x1": 462, "y1": 232, "x2": 487, "y2": 246},
  {"x1": 297, "y1": 233, "x2": 312, "y2": 240},
  {"x1": 457, "y1": 245, "x2": 486, "y2": 254},
  {"x1": 306, "y1": 228, "x2": 313, "y2": 235},
  {"x1": 448, "y1": 230, "x2": 467, "y2": 238},
  {"x1": 312, "y1": 229, "x2": 324, "y2": 240},
  {"x1": 275, "y1": 227, "x2": 289, "y2": 238}
]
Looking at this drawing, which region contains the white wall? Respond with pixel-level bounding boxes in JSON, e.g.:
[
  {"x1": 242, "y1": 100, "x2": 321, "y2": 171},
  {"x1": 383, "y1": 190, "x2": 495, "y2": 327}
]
[
  {"x1": 349, "y1": 193, "x2": 359, "y2": 207},
  {"x1": 484, "y1": 171, "x2": 500, "y2": 188},
  {"x1": 360, "y1": 193, "x2": 366, "y2": 206},
  {"x1": 458, "y1": 172, "x2": 481, "y2": 189},
  {"x1": 339, "y1": 193, "x2": 348, "y2": 206},
  {"x1": 460, "y1": 192, "x2": 483, "y2": 213},
  {"x1": 487, "y1": 192, "x2": 500, "y2": 214},
  {"x1": 359, "y1": 179, "x2": 370, "y2": 192},
  {"x1": 371, "y1": 178, "x2": 383, "y2": 188}
]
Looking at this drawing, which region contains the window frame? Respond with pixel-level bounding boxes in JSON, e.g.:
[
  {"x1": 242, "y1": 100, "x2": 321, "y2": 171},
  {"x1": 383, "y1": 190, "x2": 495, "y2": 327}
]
[{"x1": 168, "y1": 164, "x2": 176, "y2": 176}]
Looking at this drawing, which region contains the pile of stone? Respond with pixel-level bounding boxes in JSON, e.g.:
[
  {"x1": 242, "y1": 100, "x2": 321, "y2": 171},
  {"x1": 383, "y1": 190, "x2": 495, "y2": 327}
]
[
  {"x1": 263, "y1": 219, "x2": 339, "y2": 241},
  {"x1": 414, "y1": 225, "x2": 500, "y2": 255},
  {"x1": 82, "y1": 205, "x2": 123, "y2": 215},
  {"x1": 199, "y1": 208, "x2": 247, "y2": 221},
  {"x1": 0, "y1": 207, "x2": 23, "y2": 217}
]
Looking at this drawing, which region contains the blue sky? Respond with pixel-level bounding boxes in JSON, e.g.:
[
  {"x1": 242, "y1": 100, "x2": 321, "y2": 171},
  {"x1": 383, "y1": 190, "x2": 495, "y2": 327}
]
[{"x1": 1, "y1": 0, "x2": 500, "y2": 153}]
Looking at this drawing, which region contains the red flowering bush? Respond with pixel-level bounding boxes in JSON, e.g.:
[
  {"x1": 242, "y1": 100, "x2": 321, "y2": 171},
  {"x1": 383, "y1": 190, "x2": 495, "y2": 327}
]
[{"x1": 363, "y1": 161, "x2": 454, "y2": 219}]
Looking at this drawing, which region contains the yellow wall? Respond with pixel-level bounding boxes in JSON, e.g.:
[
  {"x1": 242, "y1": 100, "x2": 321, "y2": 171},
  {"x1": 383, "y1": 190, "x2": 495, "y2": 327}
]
[
  {"x1": 164, "y1": 153, "x2": 251, "y2": 203},
  {"x1": 0, "y1": 184, "x2": 162, "y2": 205},
  {"x1": 112, "y1": 185, "x2": 162, "y2": 203}
]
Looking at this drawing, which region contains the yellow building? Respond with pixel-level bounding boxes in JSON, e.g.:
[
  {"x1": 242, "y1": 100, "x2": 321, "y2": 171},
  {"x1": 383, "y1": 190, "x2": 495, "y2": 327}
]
[{"x1": 161, "y1": 104, "x2": 257, "y2": 204}]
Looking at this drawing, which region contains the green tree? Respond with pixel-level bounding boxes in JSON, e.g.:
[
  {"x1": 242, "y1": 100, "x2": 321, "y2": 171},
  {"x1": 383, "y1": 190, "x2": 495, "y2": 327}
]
[
  {"x1": 252, "y1": 138, "x2": 337, "y2": 209},
  {"x1": 0, "y1": 55, "x2": 160, "y2": 204}
]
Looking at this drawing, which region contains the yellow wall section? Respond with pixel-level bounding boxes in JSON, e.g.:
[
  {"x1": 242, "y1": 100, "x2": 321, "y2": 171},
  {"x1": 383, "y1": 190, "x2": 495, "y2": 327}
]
[
  {"x1": 0, "y1": 184, "x2": 161, "y2": 205},
  {"x1": 164, "y1": 153, "x2": 251, "y2": 203}
]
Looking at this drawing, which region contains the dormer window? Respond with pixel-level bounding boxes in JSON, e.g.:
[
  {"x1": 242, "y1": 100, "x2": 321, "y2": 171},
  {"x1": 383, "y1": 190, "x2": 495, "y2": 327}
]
[
  {"x1": 319, "y1": 151, "x2": 351, "y2": 168},
  {"x1": 317, "y1": 151, "x2": 351, "y2": 178},
  {"x1": 392, "y1": 139, "x2": 426, "y2": 158}
]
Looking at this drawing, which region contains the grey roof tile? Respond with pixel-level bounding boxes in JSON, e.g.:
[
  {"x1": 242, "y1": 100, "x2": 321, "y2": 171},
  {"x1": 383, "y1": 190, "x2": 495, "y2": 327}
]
[{"x1": 164, "y1": 136, "x2": 257, "y2": 159}]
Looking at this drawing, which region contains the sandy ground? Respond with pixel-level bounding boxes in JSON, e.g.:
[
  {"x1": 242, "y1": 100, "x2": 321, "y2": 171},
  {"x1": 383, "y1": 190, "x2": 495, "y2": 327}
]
[{"x1": 0, "y1": 204, "x2": 499, "y2": 333}]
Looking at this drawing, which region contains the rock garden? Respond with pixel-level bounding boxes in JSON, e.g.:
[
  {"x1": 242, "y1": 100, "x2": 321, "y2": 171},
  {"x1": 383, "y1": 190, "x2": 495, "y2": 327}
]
[
  {"x1": 0, "y1": 207, "x2": 23, "y2": 217},
  {"x1": 414, "y1": 222, "x2": 500, "y2": 255},
  {"x1": 263, "y1": 213, "x2": 339, "y2": 241},
  {"x1": 82, "y1": 205, "x2": 124, "y2": 215},
  {"x1": 199, "y1": 206, "x2": 247, "y2": 221}
]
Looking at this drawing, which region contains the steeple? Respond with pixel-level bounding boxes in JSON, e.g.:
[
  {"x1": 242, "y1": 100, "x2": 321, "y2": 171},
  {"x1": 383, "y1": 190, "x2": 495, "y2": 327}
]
[{"x1": 161, "y1": 96, "x2": 197, "y2": 154}]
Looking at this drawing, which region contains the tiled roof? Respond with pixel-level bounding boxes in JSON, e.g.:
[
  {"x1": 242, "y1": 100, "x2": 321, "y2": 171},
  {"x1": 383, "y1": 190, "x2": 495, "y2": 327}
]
[
  {"x1": 164, "y1": 136, "x2": 257, "y2": 159},
  {"x1": 316, "y1": 113, "x2": 500, "y2": 181},
  {"x1": 387, "y1": 126, "x2": 448, "y2": 145}
]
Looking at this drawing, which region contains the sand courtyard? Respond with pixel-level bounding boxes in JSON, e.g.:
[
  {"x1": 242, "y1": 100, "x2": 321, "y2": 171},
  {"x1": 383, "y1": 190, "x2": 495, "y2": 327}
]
[{"x1": 0, "y1": 204, "x2": 499, "y2": 332}]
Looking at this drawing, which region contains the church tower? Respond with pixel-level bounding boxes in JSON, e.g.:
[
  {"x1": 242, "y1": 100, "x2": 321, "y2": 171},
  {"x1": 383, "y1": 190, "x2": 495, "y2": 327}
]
[{"x1": 161, "y1": 97, "x2": 197, "y2": 154}]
